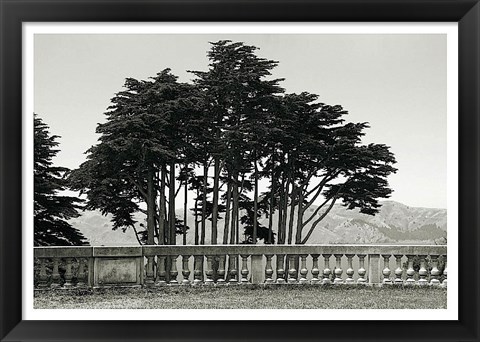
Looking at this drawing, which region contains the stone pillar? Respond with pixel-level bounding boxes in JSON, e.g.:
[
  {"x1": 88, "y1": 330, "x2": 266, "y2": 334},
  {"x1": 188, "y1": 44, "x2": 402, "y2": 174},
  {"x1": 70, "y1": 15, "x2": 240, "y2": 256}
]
[
  {"x1": 418, "y1": 255, "x2": 428, "y2": 286},
  {"x1": 322, "y1": 254, "x2": 332, "y2": 285},
  {"x1": 367, "y1": 254, "x2": 381, "y2": 285},
  {"x1": 205, "y1": 255, "x2": 214, "y2": 285},
  {"x1": 250, "y1": 254, "x2": 263, "y2": 284},
  {"x1": 240, "y1": 255, "x2": 250, "y2": 284},
  {"x1": 155, "y1": 256, "x2": 167, "y2": 286},
  {"x1": 357, "y1": 254, "x2": 367, "y2": 284},
  {"x1": 381, "y1": 254, "x2": 392, "y2": 285},
  {"x1": 442, "y1": 256, "x2": 447, "y2": 288},
  {"x1": 264, "y1": 255, "x2": 274, "y2": 284},
  {"x1": 333, "y1": 254, "x2": 343, "y2": 285},
  {"x1": 276, "y1": 254, "x2": 286, "y2": 284},
  {"x1": 393, "y1": 255, "x2": 404, "y2": 285},
  {"x1": 51, "y1": 257, "x2": 61, "y2": 288},
  {"x1": 299, "y1": 255, "x2": 308, "y2": 284},
  {"x1": 181, "y1": 255, "x2": 191, "y2": 285},
  {"x1": 310, "y1": 254, "x2": 320, "y2": 285},
  {"x1": 145, "y1": 256, "x2": 155, "y2": 288},
  {"x1": 429, "y1": 255, "x2": 441, "y2": 286},
  {"x1": 193, "y1": 255, "x2": 203, "y2": 286},
  {"x1": 345, "y1": 254, "x2": 355, "y2": 284},
  {"x1": 405, "y1": 255, "x2": 416, "y2": 286},
  {"x1": 287, "y1": 255, "x2": 297, "y2": 284},
  {"x1": 38, "y1": 258, "x2": 48, "y2": 288},
  {"x1": 63, "y1": 257, "x2": 74, "y2": 288},
  {"x1": 216, "y1": 255, "x2": 226, "y2": 285}
]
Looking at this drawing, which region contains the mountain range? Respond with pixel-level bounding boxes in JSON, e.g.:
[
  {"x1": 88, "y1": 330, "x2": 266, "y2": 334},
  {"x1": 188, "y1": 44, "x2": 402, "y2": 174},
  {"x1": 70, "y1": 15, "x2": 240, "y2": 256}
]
[{"x1": 69, "y1": 200, "x2": 447, "y2": 246}]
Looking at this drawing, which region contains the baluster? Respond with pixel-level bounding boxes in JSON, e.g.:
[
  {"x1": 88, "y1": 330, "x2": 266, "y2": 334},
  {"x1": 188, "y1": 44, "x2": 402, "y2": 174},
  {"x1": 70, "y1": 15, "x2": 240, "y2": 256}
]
[
  {"x1": 193, "y1": 255, "x2": 203, "y2": 286},
  {"x1": 418, "y1": 255, "x2": 428, "y2": 286},
  {"x1": 264, "y1": 254, "x2": 274, "y2": 284},
  {"x1": 288, "y1": 255, "x2": 297, "y2": 284},
  {"x1": 382, "y1": 254, "x2": 392, "y2": 285},
  {"x1": 205, "y1": 255, "x2": 215, "y2": 285},
  {"x1": 51, "y1": 257, "x2": 61, "y2": 288},
  {"x1": 311, "y1": 254, "x2": 320, "y2": 285},
  {"x1": 322, "y1": 254, "x2": 332, "y2": 285},
  {"x1": 145, "y1": 256, "x2": 155, "y2": 288},
  {"x1": 345, "y1": 254, "x2": 355, "y2": 284},
  {"x1": 299, "y1": 255, "x2": 308, "y2": 284},
  {"x1": 393, "y1": 254, "x2": 404, "y2": 285},
  {"x1": 155, "y1": 256, "x2": 167, "y2": 286},
  {"x1": 429, "y1": 255, "x2": 440, "y2": 286},
  {"x1": 333, "y1": 254, "x2": 343, "y2": 285},
  {"x1": 181, "y1": 255, "x2": 191, "y2": 285},
  {"x1": 240, "y1": 255, "x2": 250, "y2": 284},
  {"x1": 38, "y1": 258, "x2": 48, "y2": 288},
  {"x1": 76, "y1": 258, "x2": 87, "y2": 288},
  {"x1": 442, "y1": 256, "x2": 447, "y2": 288},
  {"x1": 228, "y1": 255, "x2": 238, "y2": 285},
  {"x1": 216, "y1": 255, "x2": 226, "y2": 285},
  {"x1": 357, "y1": 254, "x2": 367, "y2": 284},
  {"x1": 405, "y1": 255, "x2": 416, "y2": 286},
  {"x1": 276, "y1": 254, "x2": 286, "y2": 284},
  {"x1": 169, "y1": 255, "x2": 179, "y2": 285},
  {"x1": 63, "y1": 257, "x2": 74, "y2": 288}
]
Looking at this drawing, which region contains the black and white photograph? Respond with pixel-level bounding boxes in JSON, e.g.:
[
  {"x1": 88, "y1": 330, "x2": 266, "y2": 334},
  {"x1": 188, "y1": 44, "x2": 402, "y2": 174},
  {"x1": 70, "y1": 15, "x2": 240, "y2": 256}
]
[
  {"x1": 3, "y1": 0, "x2": 480, "y2": 339},
  {"x1": 28, "y1": 25, "x2": 455, "y2": 317}
]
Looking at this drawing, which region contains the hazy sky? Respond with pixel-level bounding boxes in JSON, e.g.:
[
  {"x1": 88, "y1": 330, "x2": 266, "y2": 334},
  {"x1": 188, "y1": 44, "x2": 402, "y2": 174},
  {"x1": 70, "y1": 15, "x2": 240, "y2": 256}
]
[{"x1": 34, "y1": 34, "x2": 447, "y2": 209}]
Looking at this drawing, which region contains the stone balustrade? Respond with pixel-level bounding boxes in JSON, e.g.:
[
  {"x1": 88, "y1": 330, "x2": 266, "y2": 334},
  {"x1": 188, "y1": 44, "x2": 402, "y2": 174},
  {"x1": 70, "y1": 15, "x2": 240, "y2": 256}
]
[{"x1": 34, "y1": 244, "x2": 447, "y2": 289}]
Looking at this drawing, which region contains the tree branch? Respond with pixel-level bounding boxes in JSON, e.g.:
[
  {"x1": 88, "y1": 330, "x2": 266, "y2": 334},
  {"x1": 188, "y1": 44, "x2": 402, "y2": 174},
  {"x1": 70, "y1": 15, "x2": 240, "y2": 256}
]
[
  {"x1": 300, "y1": 196, "x2": 338, "y2": 244},
  {"x1": 302, "y1": 195, "x2": 331, "y2": 227},
  {"x1": 305, "y1": 180, "x2": 323, "y2": 198},
  {"x1": 175, "y1": 180, "x2": 182, "y2": 198},
  {"x1": 128, "y1": 176, "x2": 148, "y2": 201},
  {"x1": 130, "y1": 224, "x2": 144, "y2": 246},
  {"x1": 139, "y1": 207, "x2": 161, "y2": 226},
  {"x1": 303, "y1": 169, "x2": 340, "y2": 211},
  {"x1": 303, "y1": 175, "x2": 330, "y2": 210}
]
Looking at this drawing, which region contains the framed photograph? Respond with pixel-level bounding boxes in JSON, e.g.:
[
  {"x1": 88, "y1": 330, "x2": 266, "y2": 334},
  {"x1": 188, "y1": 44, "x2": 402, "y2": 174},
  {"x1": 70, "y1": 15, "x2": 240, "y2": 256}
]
[{"x1": 1, "y1": 0, "x2": 479, "y2": 341}]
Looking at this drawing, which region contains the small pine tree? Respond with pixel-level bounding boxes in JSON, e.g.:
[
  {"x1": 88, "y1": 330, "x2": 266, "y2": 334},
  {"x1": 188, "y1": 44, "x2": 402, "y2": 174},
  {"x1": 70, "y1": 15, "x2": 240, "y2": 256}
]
[{"x1": 34, "y1": 114, "x2": 87, "y2": 246}]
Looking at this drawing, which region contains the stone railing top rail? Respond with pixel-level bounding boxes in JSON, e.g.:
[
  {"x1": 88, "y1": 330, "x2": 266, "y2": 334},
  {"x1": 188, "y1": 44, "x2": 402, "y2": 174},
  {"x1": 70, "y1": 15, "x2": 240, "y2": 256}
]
[{"x1": 34, "y1": 244, "x2": 447, "y2": 258}]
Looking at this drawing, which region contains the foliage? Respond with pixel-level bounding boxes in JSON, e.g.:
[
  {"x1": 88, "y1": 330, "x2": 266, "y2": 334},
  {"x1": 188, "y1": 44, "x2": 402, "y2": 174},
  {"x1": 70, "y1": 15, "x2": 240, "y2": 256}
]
[
  {"x1": 70, "y1": 40, "x2": 397, "y2": 246},
  {"x1": 34, "y1": 114, "x2": 87, "y2": 246}
]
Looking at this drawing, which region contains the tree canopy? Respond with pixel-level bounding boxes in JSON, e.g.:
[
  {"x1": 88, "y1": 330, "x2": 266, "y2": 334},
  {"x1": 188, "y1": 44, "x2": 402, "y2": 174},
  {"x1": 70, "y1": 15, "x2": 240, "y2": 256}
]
[
  {"x1": 69, "y1": 40, "x2": 397, "y2": 246},
  {"x1": 34, "y1": 114, "x2": 87, "y2": 246}
]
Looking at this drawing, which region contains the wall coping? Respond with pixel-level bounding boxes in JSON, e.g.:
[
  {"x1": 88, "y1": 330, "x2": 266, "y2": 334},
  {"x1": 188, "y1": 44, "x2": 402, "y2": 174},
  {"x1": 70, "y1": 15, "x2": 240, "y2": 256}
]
[{"x1": 34, "y1": 244, "x2": 447, "y2": 258}]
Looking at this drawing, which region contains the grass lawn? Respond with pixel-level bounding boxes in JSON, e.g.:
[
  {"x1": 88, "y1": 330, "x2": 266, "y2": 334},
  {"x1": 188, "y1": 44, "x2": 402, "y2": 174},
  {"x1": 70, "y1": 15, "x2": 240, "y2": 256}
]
[{"x1": 34, "y1": 285, "x2": 447, "y2": 310}]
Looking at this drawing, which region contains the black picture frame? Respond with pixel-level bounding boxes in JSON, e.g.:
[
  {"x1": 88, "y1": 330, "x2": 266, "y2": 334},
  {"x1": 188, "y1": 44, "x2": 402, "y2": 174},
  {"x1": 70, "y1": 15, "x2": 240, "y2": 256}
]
[{"x1": 1, "y1": 1, "x2": 479, "y2": 341}]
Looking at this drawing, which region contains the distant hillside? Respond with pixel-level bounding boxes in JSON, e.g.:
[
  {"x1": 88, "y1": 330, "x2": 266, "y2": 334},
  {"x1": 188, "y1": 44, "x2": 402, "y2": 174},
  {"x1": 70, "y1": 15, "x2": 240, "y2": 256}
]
[{"x1": 70, "y1": 200, "x2": 447, "y2": 246}]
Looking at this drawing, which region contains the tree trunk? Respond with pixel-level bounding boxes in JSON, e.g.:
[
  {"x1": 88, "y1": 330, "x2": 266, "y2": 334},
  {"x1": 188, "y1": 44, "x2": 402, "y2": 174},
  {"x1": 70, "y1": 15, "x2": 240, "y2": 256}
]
[
  {"x1": 253, "y1": 152, "x2": 258, "y2": 244},
  {"x1": 201, "y1": 162, "x2": 208, "y2": 245},
  {"x1": 169, "y1": 162, "x2": 176, "y2": 245},
  {"x1": 211, "y1": 158, "x2": 220, "y2": 245},
  {"x1": 268, "y1": 166, "x2": 275, "y2": 244},
  {"x1": 159, "y1": 164, "x2": 166, "y2": 245},
  {"x1": 281, "y1": 176, "x2": 290, "y2": 244},
  {"x1": 146, "y1": 167, "x2": 155, "y2": 245},
  {"x1": 287, "y1": 185, "x2": 296, "y2": 245},
  {"x1": 277, "y1": 174, "x2": 285, "y2": 244},
  {"x1": 230, "y1": 172, "x2": 239, "y2": 245},
  {"x1": 237, "y1": 172, "x2": 244, "y2": 244},
  {"x1": 154, "y1": 172, "x2": 160, "y2": 244},
  {"x1": 183, "y1": 167, "x2": 188, "y2": 245},
  {"x1": 194, "y1": 193, "x2": 199, "y2": 245},
  {"x1": 295, "y1": 185, "x2": 304, "y2": 244},
  {"x1": 223, "y1": 180, "x2": 232, "y2": 244}
]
